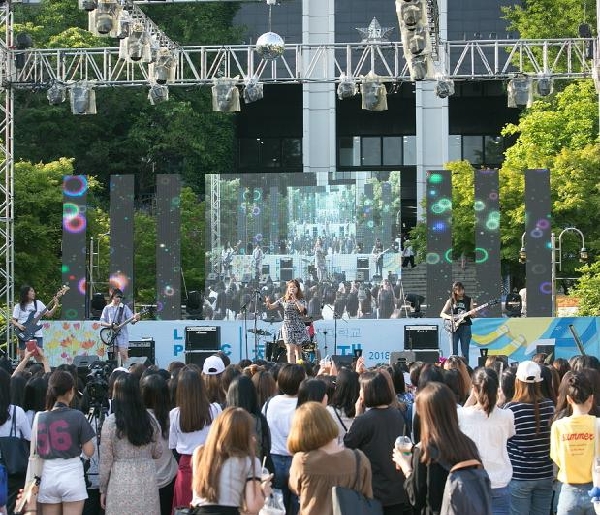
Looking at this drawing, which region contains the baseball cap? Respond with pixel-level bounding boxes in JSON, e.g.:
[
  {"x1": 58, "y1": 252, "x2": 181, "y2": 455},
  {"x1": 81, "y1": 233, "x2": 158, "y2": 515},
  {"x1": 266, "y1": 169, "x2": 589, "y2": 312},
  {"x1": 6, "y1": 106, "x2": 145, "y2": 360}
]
[
  {"x1": 202, "y1": 355, "x2": 225, "y2": 375},
  {"x1": 516, "y1": 360, "x2": 542, "y2": 383}
]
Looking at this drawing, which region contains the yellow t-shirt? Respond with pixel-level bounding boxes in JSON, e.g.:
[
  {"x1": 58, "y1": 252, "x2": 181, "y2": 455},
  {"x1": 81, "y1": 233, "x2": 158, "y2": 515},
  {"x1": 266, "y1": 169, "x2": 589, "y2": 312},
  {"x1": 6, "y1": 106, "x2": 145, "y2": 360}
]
[{"x1": 551, "y1": 414, "x2": 596, "y2": 484}]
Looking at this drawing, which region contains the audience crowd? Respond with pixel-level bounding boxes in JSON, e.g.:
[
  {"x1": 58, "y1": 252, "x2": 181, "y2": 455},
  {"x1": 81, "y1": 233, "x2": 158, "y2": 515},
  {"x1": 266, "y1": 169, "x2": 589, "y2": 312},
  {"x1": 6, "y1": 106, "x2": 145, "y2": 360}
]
[{"x1": 1, "y1": 346, "x2": 600, "y2": 515}]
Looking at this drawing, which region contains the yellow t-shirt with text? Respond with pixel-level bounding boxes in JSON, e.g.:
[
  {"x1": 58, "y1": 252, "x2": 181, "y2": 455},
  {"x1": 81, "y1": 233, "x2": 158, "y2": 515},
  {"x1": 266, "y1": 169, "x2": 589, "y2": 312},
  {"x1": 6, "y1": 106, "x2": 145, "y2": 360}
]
[{"x1": 551, "y1": 414, "x2": 596, "y2": 484}]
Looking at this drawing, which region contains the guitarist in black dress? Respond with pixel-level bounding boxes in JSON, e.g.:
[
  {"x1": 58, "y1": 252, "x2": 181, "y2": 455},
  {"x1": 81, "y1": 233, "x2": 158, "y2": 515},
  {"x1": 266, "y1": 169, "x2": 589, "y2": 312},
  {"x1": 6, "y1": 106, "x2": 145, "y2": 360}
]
[
  {"x1": 12, "y1": 285, "x2": 60, "y2": 359},
  {"x1": 440, "y1": 281, "x2": 475, "y2": 361},
  {"x1": 99, "y1": 288, "x2": 140, "y2": 364}
]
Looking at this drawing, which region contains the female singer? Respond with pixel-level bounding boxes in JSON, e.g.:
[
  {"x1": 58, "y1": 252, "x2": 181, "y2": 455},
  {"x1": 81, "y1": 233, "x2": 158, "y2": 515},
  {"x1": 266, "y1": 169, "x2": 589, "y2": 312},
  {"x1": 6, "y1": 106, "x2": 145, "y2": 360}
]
[{"x1": 265, "y1": 279, "x2": 308, "y2": 363}]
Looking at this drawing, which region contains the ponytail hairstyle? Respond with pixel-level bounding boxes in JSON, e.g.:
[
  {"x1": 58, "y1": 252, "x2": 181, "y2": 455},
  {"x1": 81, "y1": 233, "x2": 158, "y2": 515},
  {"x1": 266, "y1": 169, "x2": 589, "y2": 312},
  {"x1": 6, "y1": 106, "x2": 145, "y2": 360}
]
[
  {"x1": 46, "y1": 370, "x2": 74, "y2": 410},
  {"x1": 471, "y1": 367, "x2": 499, "y2": 416}
]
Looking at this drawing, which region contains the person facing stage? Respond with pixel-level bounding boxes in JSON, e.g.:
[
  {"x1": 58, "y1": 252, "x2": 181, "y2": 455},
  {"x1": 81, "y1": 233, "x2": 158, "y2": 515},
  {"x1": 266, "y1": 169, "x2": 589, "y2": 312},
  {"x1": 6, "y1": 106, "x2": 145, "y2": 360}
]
[
  {"x1": 313, "y1": 237, "x2": 327, "y2": 282},
  {"x1": 371, "y1": 237, "x2": 384, "y2": 277},
  {"x1": 264, "y1": 279, "x2": 309, "y2": 363}
]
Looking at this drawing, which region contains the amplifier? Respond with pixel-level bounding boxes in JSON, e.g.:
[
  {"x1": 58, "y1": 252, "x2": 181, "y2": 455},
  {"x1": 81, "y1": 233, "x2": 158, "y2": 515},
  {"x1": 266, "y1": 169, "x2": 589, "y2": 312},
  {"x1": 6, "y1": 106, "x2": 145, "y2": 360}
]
[
  {"x1": 128, "y1": 338, "x2": 155, "y2": 364},
  {"x1": 185, "y1": 350, "x2": 215, "y2": 368},
  {"x1": 404, "y1": 324, "x2": 439, "y2": 350},
  {"x1": 390, "y1": 350, "x2": 440, "y2": 364},
  {"x1": 185, "y1": 326, "x2": 221, "y2": 351}
]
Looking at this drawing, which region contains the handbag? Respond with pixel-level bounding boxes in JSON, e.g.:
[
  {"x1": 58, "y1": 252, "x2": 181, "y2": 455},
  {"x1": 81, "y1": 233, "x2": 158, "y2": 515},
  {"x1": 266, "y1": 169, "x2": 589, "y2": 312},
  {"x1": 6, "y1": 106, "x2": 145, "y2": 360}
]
[
  {"x1": 0, "y1": 406, "x2": 30, "y2": 475},
  {"x1": 24, "y1": 412, "x2": 43, "y2": 484},
  {"x1": 332, "y1": 450, "x2": 383, "y2": 515}
]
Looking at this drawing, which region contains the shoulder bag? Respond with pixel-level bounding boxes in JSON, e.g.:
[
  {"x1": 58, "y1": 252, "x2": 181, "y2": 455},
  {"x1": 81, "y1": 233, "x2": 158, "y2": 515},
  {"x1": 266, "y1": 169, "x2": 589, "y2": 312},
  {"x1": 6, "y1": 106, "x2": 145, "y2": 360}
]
[
  {"x1": 0, "y1": 406, "x2": 30, "y2": 475},
  {"x1": 332, "y1": 449, "x2": 383, "y2": 515},
  {"x1": 24, "y1": 412, "x2": 43, "y2": 483}
]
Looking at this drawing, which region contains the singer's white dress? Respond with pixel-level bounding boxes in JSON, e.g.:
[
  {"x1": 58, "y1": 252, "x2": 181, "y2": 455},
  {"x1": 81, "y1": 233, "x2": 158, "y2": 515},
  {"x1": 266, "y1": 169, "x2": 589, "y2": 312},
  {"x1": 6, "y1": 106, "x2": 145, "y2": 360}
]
[{"x1": 276, "y1": 298, "x2": 309, "y2": 345}]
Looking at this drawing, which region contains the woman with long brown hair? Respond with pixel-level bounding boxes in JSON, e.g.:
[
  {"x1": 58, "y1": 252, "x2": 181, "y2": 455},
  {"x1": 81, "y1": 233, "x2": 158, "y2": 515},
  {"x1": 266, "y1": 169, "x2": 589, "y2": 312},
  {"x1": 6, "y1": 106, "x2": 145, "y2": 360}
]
[
  {"x1": 393, "y1": 381, "x2": 489, "y2": 515},
  {"x1": 503, "y1": 361, "x2": 554, "y2": 515},
  {"x1": 170, "y1": 364, "x2": 222, "y2": 510},
  {"x1": 265, "y1": 279, "x2": 308, "y2": 363},
  {"x1": 192, "y1": 407, "x2": 272, "y2": 514}
]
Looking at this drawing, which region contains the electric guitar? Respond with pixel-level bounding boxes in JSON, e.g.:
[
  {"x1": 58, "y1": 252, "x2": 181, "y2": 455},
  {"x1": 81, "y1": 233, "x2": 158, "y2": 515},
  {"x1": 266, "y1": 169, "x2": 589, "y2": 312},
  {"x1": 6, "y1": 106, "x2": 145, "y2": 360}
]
[
  {"x1": 16, "y1": 285, "x2": 69, "y2": 343},
  {"x1": 372, "y1": 247, "x2": 391, "y2": 261},
  {"x1": 443, "y1": 298, "x2": 500, "y2": 332},
  {"x1": 100, "y1": 307, "x2": 150, "y2": 345}
]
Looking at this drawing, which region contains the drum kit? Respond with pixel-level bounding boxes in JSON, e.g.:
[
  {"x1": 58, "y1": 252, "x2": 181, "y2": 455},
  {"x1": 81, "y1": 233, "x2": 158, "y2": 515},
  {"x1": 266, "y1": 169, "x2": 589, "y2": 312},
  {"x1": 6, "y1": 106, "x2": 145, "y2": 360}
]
[{"x1": 252, "y1": 326, "x2": 319, "y2": 363}]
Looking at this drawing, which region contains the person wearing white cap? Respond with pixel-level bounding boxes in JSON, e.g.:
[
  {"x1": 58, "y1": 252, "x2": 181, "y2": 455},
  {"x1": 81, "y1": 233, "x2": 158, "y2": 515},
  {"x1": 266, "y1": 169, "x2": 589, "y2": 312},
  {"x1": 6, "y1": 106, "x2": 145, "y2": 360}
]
[
  {"x1": 202, "y1": 355, "x2": 226, "y2": 407},
  {"x1": 503, "y1": 361, "x2": 554, "y2": 515}
]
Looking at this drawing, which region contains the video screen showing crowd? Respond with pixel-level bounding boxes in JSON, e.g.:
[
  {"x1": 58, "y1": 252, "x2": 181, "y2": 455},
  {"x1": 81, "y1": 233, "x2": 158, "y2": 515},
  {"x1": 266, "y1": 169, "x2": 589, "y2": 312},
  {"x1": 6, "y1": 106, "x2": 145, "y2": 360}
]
[{"x1": 204, "y1": 232, "x2": 419, "y2": 326}]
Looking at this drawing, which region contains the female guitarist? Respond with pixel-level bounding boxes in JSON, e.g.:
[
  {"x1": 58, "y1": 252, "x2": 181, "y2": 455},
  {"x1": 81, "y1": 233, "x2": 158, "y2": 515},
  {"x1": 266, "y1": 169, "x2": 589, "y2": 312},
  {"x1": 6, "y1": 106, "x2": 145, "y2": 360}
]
[
  {"x1": 99, "y1": 288, "x2": 140, "y2": 365},
  {"x1": 12, "y1": 285, "x2": 62, "y2": 360},
  {"x1": 440, "y1": 281, "x2": 475, "y2": 361}
]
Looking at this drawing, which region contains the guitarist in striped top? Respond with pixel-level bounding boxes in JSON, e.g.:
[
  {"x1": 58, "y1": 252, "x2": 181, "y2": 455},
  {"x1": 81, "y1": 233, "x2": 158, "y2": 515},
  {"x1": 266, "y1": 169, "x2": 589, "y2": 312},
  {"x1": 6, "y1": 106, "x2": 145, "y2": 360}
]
[
  {"x1": 12, "y1": 285, "x2": 61, "y2": 359},
  {"x1": 440, "y1": 281, "x2": 475, "y2": 361}
]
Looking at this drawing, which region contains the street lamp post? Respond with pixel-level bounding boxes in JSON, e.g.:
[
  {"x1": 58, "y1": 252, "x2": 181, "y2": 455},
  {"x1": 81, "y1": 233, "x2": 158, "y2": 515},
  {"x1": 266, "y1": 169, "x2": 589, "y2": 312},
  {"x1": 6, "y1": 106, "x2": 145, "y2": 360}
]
[{"x1": 551, "y1": 227, "x2": 588, "y2": 316}]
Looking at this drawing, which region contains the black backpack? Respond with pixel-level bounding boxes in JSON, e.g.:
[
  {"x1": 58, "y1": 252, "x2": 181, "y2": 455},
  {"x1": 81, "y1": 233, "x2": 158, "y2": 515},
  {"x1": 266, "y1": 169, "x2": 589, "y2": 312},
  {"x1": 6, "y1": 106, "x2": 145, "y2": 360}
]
[{"x1": 440, "y1": 459, "x2": 492, "y2": 515}]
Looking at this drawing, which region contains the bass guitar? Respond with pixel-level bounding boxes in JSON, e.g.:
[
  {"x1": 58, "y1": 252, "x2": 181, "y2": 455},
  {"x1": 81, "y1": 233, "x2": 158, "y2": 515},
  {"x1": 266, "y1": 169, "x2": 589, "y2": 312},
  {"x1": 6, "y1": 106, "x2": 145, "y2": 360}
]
[
  {"x1": 372, "y1": 247, "x2": 391, "y2": 262},
  {"x1": 100, "y1": 307, "x2": 150, "y2": 346},
  {"x1": 16, "y1": 285, "x2": 69, "y2": 343},
  {"x1": 443, "y1": 298, "x2": 500, "y2": 333}
]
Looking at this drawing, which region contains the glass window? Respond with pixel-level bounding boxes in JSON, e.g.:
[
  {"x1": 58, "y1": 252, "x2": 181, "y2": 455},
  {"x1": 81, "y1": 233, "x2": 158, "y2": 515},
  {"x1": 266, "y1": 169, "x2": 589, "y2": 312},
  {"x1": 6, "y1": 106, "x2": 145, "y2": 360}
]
[
  {"x1": 448, "y1": 135, "x2": 461, "y2": 162},
  {"x1": 484, "y1": 136, "x2": 504, "y2": 165},
  {"x1": 462, "y1": 136, "x2": 483, "y2": 165},
  {"x1": 239, "y1": 139, "x2": 260, "y2": 168},
  {"x1": 383, "y1": 136, "x2": 402, "y2": 166},
  {"x1": 403, "y1": 136, "x2": 417, "y2": 165},
  {"x1": 362, "y1": 137, "x2": 381, "y2": 166},
  {"x1": 282, "y1": 138, "x2": 302, "y2": 168},
  {"x1": 262, "y1": 139, "x2": 281, "y2": 168},
  {"x1": 339, "y1": 136, "x2": 361, "y2": 167}
]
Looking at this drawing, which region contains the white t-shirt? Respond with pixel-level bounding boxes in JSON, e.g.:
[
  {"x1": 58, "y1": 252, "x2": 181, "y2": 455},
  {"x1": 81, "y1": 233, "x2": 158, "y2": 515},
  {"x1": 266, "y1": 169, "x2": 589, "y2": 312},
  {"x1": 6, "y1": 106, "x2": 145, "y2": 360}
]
[
  {"x1": 13, "y1": 301, "x2": 47, "y2": 337},
  {"x1": 262, "y1": 395, "x2": 298, "y2": 456},
  {"x1": 0, "y1": 405, "x2": 32, "y2": 439},
  {"x1": 458, "y1": 405, "x2": 516, "y2": 489},
  {"x1": 169, "y1": 403, "x2": 222, "y2": 455}
]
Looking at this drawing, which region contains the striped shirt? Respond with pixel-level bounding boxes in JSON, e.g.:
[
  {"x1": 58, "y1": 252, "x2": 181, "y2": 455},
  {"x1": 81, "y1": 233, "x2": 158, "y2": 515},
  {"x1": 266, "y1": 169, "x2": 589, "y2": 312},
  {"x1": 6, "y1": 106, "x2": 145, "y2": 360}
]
[{"x1": 504, "y1": 398, "x2": 554, "y2": 480}]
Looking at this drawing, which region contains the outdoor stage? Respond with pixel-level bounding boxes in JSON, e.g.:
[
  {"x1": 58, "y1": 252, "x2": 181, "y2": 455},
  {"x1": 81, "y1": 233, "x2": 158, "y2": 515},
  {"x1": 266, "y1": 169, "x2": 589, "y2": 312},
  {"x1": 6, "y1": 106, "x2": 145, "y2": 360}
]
[{"x1": 35, "y1": 316, "x2": 600, "y2": 369}]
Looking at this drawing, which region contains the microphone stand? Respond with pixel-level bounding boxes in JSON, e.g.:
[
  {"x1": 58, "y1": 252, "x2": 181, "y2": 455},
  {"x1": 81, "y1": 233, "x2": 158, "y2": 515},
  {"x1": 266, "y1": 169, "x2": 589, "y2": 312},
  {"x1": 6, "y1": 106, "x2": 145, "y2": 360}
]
[
  {"x1": 322, "y1": 303, "x2": 347, "y2": 356},
  {"x1": 252, "y1": 290, "x2": 263, "y2": 360},
  {"x1": 241, "y1": 302, "x2": 248, "y2": 360}
]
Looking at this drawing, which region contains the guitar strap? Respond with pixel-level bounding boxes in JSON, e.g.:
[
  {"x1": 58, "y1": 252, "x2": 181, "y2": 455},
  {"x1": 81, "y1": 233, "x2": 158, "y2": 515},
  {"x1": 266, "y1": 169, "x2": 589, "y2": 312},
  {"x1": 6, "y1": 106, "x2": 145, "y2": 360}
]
[{"x1": 115, "y1": 305, "x2": 124, "y2": 325}]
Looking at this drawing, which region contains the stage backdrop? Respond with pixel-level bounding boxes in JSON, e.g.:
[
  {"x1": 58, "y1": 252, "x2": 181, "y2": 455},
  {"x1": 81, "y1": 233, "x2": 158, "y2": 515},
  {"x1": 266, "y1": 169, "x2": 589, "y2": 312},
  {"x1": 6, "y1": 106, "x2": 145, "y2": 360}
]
[{"x1": 39, "y1": 317, "x2": 600, "y2": 369}]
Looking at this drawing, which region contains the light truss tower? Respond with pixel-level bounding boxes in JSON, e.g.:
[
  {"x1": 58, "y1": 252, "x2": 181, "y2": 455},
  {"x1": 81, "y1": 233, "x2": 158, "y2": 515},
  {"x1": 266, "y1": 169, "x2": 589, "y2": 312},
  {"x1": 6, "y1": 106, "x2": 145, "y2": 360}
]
[
  {"x1": 209, "y1": 173, "x2": 220, "y2": 274},
  {"x1": 0, "y1": 3, "x2": 15, "y2": 351}
]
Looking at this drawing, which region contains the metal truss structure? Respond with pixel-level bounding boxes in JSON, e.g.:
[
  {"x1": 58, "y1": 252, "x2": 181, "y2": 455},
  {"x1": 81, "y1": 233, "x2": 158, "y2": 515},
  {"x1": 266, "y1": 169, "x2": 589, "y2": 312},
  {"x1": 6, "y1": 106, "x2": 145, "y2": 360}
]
[{"x1": 0, "y1": 0, "x2": 597, "y2": 349}]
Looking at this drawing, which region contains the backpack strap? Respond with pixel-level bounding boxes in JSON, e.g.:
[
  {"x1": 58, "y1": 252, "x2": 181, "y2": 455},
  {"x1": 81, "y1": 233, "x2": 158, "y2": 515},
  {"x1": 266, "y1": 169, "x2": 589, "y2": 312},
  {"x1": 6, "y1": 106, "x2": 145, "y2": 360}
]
[
  {"x1": 10, "y1": 405, "x2": 17, "y2": 437},
  {"x1": 450, "y1": 459, "x2": 483, "y2": 472},
  {"x1": 352, "y1": 449, "x2": 362, "y2": 491},
  {"x1": 333, "y1": 407, "x2": 348, "y2": 432}
]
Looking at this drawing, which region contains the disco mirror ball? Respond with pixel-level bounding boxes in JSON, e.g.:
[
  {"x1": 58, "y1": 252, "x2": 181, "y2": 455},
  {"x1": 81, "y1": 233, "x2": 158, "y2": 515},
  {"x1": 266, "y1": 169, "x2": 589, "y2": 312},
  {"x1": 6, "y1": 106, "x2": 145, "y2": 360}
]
[{"x1": 256, "y1": 31, "x2": 285, "y2": 60}]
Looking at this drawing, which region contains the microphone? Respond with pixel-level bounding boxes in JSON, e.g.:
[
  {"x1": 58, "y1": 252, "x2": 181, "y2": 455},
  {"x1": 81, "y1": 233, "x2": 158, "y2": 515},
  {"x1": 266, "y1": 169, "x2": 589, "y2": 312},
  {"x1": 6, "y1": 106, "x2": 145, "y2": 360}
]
[{"x1": 254, "y1": 290, "x2": 263, "y2": 301}]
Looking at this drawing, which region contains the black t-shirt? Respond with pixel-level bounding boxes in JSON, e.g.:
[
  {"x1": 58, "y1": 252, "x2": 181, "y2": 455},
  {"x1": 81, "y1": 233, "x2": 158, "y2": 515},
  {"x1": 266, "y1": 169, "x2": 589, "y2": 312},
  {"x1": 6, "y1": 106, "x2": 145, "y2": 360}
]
[
  {"x1": 36, "y1": 407, "x2": 96, "y2": 459},
  {"x1": 452, "y1": 295, "x2": 472, "y2": 325}
]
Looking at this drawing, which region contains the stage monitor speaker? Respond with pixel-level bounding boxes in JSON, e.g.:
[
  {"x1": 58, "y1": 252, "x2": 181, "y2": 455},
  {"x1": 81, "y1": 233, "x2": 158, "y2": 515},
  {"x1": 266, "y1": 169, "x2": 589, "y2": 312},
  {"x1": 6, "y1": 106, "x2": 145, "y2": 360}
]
[
  {"x1": 128, "y1": 338, "x2": 155, "y2": 364},
  {"x1": 262, "y1": 265, "x2": 270, "y2": 275},
  {"x1": 357, "y1": 258, "x2": 369, "y2": 269},
  {"x1": 185, "y1": 350, "x2": 215, "y2": 368},
  {"x1": 535, "y1": 344, "x2": 555, "y2": 358},
  {"x1": 124, "y1": 356, "x2": 152, "y2": 367},
  {"x1": 280, "y1": 258, "x2": 293, "y2": 269},
  {"x1": 280, "y1": 268, "x2": 294, "y2": 281},
  {"x1": 390, "y1": 350, "x2": 439, "y2": 364},
  {"x1": 404, "y1": 325, "x2": 439, "y2": 350},
  {"x1": 185, "y1": 326, "x2": 221, "y2": 351},
  {"x1": 331, "y1": 354, "x2": 354, "y2": 370},
  {"x1": 73, "y1": 355, "x2": 101, "y2": 369}
]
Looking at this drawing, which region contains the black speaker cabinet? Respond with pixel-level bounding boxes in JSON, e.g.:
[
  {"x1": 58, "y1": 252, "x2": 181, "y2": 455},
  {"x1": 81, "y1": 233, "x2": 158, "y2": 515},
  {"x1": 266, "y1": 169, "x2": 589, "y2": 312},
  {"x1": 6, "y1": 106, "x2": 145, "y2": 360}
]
[
  {"x1": 128, "y1": 338, "x2": 155, "y2": 364},
  {"x1": 331, "y1": 354, "x2": 354, "y2": 370},
  {"x1": 357, "y1": 258, "x2": 369, "y2": 269},
  {"x1": 280, "y1": 258, "x2": 293, "y2": 269},
  {"x1": 185, "y1": 326, "x2": 221, "y2": 351},
  {"x1": 404, "y1": 325, "x2": 439, "y2": 350},
  {"x1": 124, "y1": 356, "x2": 153, "y2": 367},
  {"x1": 185, "y1": 350, "x2": 215, "y2": 368},
  {"x1": 280, "y1": 268, "x2": 294, "y2": 281},
  {"x1": 390, "y1": 350, "x2": 440, "y2": 364},
  {"x1": 356, "y1": 269, "x2": 369, "y2": 281}
]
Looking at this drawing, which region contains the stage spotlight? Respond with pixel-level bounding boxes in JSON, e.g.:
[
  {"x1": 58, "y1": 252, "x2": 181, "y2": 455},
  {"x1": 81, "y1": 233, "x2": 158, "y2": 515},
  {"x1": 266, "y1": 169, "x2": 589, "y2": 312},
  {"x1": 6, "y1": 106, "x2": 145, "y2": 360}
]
[
  {"x1": 536, "y1": 75, "x2": 553, "y2": 97},
  {"x1": 94, "y1": 0, "x2": 119, "y2": 35},
  {"x1": 211, "y1": 77, "x2": 240, "y2": 112},
  {"x1": 79, "y1": 0, "x2": 97, "y2": 11},
  {"x1": 519, "y1": 247, "x2": 527, "y2": 264},
  {"x1": 90, "y1": 292, "x2": 107, "y2": 320},
  {"x1": 242, "y1": 77, "x2": 264, "y2": 104},
  {"x1": 337, "y1": 73, "x2": 357, "y2": 100},
  {"x1": 69, "y1": 81, "x2": 97, "y2": 115},
  {"x1": 47, "y1": 82, "x2": 66, "y2": 105},
  {"x1": 15, "y1": 33, "x2": 33, "y2": 70},
  {"x1": 507, "y1": 75, "x2": 533, "y2": 108},
  {"x1": 149, "y1": 47, "x2": 176, "y2": 85},
  {"x1": 435, "y1": 77, "x2": 455, "y2": 98},
  {"x1": 396, "y1": 0, "x2": 433, "y2": 81},
  {"x1": 120, "y1": 22, "x2": 151, "y2": 63},
  {"x1": 148, "y1": 84, "x2": 169, "y2": 105},
  {"x1": 361, "y1": 72, "x2": 388, "y2": 111},
  {"x1": 579, "y1": 247, "x2": 589, "y2": 263},
  {"x1": 116, "y1": 10, "x2": 132, "y2": 39}
]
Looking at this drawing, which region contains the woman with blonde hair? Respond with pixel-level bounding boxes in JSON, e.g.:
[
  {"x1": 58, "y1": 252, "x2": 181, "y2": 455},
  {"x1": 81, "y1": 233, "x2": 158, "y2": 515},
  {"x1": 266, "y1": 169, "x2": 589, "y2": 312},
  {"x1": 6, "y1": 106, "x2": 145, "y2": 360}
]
[
  {"x1": 288, "y1": 402, "x2": 373, "y2": 515},
  {"x1": 192, "y1": 407, "x2": 272, "y2": 514},
  {"x1": 265, "y1": 279, "x2": 308, "y2": 363}
]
